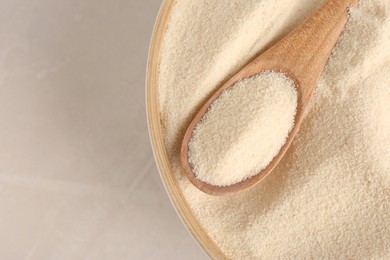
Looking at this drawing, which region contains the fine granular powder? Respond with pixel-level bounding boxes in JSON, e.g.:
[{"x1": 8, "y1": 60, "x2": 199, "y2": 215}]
[
  {"x1": 158, "y1": 0, "x2": 390, "y2": 258},
  {"x1": 188, "y1": 72, "x2": 297, "y2": 187}
]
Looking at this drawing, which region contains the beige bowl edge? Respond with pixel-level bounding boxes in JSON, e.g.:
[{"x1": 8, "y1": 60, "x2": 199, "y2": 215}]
[{"x1": 146, "y1": 0, "x2": 228, "y2": 259}]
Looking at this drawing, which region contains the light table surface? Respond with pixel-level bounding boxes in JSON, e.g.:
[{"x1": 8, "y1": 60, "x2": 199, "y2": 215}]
[{"x1": 0, "y1": 0, "x2": 208, "y2": 259}]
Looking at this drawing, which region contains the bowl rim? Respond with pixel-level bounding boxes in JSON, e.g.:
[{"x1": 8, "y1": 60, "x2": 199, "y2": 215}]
[{"x1": 145, "y1": 0, "x2": 227, "y2": 259}]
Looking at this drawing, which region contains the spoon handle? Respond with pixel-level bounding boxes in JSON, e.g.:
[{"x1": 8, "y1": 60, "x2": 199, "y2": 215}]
[{"x1": 253, "y1": 0, "x2": 358, "y2": 107}]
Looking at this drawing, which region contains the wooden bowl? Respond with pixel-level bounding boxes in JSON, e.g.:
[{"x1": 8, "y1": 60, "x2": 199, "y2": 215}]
[{"x1": 146, "y1": 0, "x2": 227, "y2": 259}]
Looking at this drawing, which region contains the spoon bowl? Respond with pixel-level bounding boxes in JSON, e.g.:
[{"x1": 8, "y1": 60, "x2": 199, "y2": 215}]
[{"x1": 181, "y1": 0, "x2": 358, "y2": 196}]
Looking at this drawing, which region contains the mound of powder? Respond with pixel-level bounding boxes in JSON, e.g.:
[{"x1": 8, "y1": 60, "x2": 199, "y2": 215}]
[
  {"x1": 188, "y1": 72, "x2": 297, "y2": 186},
  {"x1": 158, "y1": 0, "x2": 390, "y2": 258}
]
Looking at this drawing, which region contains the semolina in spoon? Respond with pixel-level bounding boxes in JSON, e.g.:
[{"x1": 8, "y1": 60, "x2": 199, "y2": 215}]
[{"x1": 181, "y1": 0, "x2": 358, "y2": 196}]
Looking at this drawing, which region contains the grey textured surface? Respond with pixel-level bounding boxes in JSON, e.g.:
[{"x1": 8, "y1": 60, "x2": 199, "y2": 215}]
[{"x1": 0, "y1": 0, "x2": 208, "y2": 259}]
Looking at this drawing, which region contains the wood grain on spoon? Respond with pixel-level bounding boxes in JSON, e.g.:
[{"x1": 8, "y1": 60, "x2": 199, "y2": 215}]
[{"x1": 181, "y1": 0, "x2": 358, "y2": 196}]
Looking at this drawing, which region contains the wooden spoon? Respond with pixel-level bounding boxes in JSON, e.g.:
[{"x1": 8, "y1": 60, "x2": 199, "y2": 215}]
[{"x1": 181, "y1": 0, "x2": 358, "y2": 196}]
